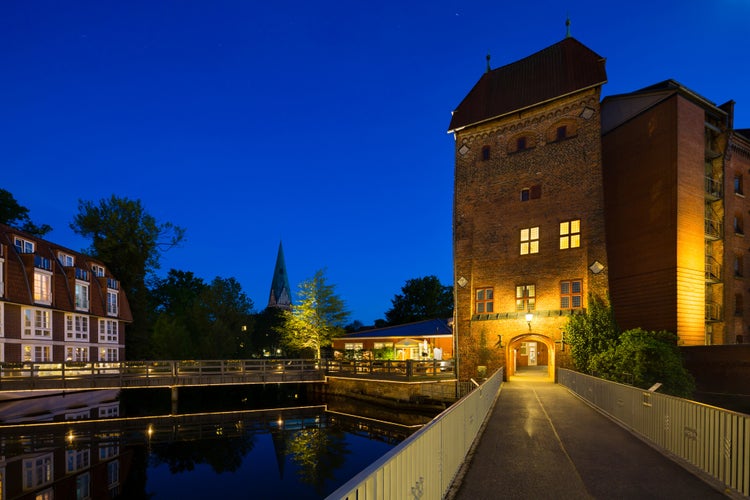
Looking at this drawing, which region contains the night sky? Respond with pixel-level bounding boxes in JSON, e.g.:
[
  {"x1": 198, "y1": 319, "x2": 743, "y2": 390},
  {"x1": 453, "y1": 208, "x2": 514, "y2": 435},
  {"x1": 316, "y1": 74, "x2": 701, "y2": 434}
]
[{"x1": 2, "y1": 1, "x2": 749, "y2": 324}]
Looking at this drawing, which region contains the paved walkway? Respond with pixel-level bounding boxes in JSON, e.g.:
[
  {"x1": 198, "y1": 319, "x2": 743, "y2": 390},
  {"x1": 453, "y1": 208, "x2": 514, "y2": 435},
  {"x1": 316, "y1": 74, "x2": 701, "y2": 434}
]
[{"x1": 448, "y1": 366, "x2": 728, "y2": 499}]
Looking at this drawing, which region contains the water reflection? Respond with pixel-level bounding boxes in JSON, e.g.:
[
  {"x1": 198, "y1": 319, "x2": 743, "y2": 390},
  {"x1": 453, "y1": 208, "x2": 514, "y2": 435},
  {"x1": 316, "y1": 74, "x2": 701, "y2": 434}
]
[{"x1": 0, "y1": 387, "x2": 427, "y2": 499}]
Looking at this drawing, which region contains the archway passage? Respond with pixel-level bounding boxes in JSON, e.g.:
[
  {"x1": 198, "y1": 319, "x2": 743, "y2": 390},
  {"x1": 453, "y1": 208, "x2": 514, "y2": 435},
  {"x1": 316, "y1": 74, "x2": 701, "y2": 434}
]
[{"x1": 505, "y1": 333, "x2": 556, "y2": 381}]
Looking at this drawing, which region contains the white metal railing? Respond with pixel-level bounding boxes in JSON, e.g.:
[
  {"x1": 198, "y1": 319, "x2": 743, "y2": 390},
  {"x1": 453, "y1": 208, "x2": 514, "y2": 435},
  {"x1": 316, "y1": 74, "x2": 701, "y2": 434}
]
[
  {"x1": 326, "y1": 368, "x2": 503, "y2": 500},
  {"x1": 558, "y1": 368, "x2": 749, "y2": 497}
]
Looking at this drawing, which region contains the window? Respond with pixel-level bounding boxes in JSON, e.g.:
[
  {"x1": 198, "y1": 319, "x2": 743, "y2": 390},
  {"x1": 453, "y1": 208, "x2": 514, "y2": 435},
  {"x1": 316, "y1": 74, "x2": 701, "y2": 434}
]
[
  {"x1": 76, "y1": 472, "x2": 91, "y2": 500},
  {"x1": 0, "y1": 302, "x2": 3, "y2": 337},
  {"x1": 66, "y1": 346, "x2": 88, "y2": 362},
  {"x1": 23, "y1": 344, "x2": 52, "y2": 362},
  {"x1": 521, "y1": 188, "x2": 530, "y2": 201},
  {"x1": 516, "y1": 285, "x2": 536, "y2": 311},
  {"x1": 556, "y1": 125, "x2": 568, "y2": 141},
  {"x1": 559, "y1": 220, "x2": 581, "y2": 249},
  {"x1": 14, "y1": 237, "x2": 34, "y2": 254},
  {"x1": 66, "y1": 314, "x2": 89, "y2": 341},
  {"x1": 520, "y1": 227, "x2": 539, "y2": 254},
  {"x1": 107, "y1": 290, "x2": 119, "y2": 316},
  {"x1": 475, "y1": 287, "x2": 494, "y2": 313},
  {"x1": 58, "y1": 252, "x2": 75, "y2": 267},
  {"x1": 23, "y1": 308, "x2": 51, "y2": 338},
  {"x1": 0, "y1": 255, "x2": 4, "y2": 297},
  {"x1": 107, "y1": 459, "x2": 120, "y2": 487},
  {"x1": 521, "y1": 185, "x2": 542, "y2": 202},
  {"x1": 91, "y1": 264, "x2": 105, "y2": 278},
  {"x1": 23, "y1": 453, "x2": 53, "y2": 490},
  {"x1": 76, "y1": 282, "x2": 90, "y2": 311},
  {"x1": 99, "y1": 319, "x2": 118, "y2": 343},
  {"x1": 100, "y1": 347, "x2": 119, "y2": 362},
  {"x1": 481, "y1": 145, "x2": 491, "y2": 161},
  {"x1": 99, "y1": 444, "x2": 119, "y2": 460},
  {"x1": 560, "y1": 280, "x2": 583, "y2": 309},
  {"x1": 344, "y1": 343, "x2": 363, "y2": 351},
  {"x1": 735, "y1": 294, "x2": 743, "y2": 316},
  {"x1": 99, "y1": 403, "x2": 120, "y2": 418},
  {"x1": 34, "y1": 270, "x2": 52, "y2": 304},
  {"x1": 735, "y1": 255, "x2": 744, "y2": 277},
  {"x1": 516, "y1": 137, "x2": 527, "y2": 151},
  {"x1": 735, "y1": 174, "x2": 744, "y2": 195},
  {"x1": 735, "y1": 215, "x2": 744, "y2": 235},
  {"x1": 66, "y1": 449, "x2": 91, "y2": 473}
]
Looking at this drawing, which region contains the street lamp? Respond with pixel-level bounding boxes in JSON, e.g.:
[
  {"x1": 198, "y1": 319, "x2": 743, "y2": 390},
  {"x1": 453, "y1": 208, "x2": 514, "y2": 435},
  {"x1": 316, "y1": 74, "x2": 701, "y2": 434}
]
[{"x1": 525, "y1": 311, "x2": 533, "y2": 331}]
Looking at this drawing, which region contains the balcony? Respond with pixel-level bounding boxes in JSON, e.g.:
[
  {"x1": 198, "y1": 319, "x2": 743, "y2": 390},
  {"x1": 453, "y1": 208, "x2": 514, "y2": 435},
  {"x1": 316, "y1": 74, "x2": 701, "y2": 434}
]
[
  {"x1": 34, "y1": 255, "x2": 51, "y2": 271},
  {"x1": 704, "y1": 217, "x2": 723, "y2": 241},
  {"x1": 705, "y1": 256, "x2": 722, "y2": 283},
  {"x1": 704, "y1": 176, "x2": 723, "y2": 201},
  {"x1": 75, "y1": 268, "x2": 90, "y2": 281},
  {"x1": 705, "y1": 302, "x2": 723, "y2": 322},
  {"x1": 107, "y1": 278, "x2": 119, "y2": 290}
]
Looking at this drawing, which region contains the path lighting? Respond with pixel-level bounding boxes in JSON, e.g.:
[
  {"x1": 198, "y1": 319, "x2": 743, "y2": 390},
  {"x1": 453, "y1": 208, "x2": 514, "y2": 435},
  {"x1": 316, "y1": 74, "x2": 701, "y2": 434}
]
[{"x1": 525, "y1": 312, "x2": 533, "y2": 331}]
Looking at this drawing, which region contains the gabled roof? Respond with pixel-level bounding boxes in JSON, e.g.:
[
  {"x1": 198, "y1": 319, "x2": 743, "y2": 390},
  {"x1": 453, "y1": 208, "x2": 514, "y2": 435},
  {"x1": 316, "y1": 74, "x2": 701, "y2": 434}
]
[
  {"x1": 448, "y1": 37, "x2": 607, "y2": 133},
  {"x1": 343, "y1": 318, "x2": 452, "y2": 340}
]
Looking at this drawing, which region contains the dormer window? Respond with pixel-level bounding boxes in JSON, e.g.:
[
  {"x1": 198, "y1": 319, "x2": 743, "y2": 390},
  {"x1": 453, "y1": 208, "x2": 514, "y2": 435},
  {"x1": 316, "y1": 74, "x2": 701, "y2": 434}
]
[
  {"x1": 92, "y1": 264, "x2": 105, "y2": 278},
  {"x1": 58, "y1": 252, "x2": 74, "y2": 267},
  {"x1": 14, "y1": 237, "x2": 34, "y2": 254}
]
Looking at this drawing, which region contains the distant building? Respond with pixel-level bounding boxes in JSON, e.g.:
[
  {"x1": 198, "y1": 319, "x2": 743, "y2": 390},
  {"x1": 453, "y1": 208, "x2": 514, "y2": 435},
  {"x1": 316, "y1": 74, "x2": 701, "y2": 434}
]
[
  {"x1": 0, "y1": 223, "x2": 132, "y2": 363},
  {"x1": 448, "y1": 37, "x2": 749, "y2": 380},
  {"x1": 267, "y1": 241, "x2": 292, "y2": 310},
  {"x1": 332, "y1": 318, "x2": 453, "y2": 360}
]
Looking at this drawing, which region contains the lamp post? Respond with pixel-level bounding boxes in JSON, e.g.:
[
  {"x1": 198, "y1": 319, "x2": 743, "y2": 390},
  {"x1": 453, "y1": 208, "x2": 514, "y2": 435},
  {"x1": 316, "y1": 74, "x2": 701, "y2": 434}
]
[{"x1": 525, "y1": 311, "x2": 533, "y2": 332}]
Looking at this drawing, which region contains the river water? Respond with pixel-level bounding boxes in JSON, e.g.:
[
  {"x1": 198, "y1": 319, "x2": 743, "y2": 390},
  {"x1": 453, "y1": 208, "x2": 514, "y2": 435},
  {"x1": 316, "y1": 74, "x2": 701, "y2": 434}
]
[{"x1": 0, "y1": 385, "x2": 437, "y2": 499}]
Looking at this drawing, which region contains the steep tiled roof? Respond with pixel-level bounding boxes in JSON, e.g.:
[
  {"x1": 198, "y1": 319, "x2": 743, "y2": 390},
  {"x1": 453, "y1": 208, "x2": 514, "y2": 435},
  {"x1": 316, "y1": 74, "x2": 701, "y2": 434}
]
[
  {"x1": 448, "y1": 37, "x2": 607, "y2": 132},
  {"x1": 343, "y1": 318, "x2": 452, "y2": 339}
]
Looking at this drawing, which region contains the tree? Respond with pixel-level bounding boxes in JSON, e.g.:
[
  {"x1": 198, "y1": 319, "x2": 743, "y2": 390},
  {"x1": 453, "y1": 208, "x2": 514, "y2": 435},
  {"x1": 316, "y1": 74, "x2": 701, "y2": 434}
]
[
  {"x1": 71, "y1": 195, "x2": 185, "y2": 358},
  {"x1": 384, "y1": 275, "x2": 453, "y2": 325},
  {"x1": 563, "y1": 293, "x2": 619, "y2": 372},
  {"x1": 198, "y1": 277, "x2": 254, "y2": 358},
  {"x1": 280, "y1": 270, "x2": 349, "y2": 358},
  {"x1": 0, "y1": 188, "x2": 52, "y2": 236},
  {"x1": 589, "y1": 329, "x2": 695, "y2": 397}
]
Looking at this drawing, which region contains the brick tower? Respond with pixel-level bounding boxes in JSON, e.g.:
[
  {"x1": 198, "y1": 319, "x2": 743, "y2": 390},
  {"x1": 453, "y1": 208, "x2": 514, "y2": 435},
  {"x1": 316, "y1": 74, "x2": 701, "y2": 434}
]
[{"x1": 448, "y1": 37, "x2": 610, "y2": 380}]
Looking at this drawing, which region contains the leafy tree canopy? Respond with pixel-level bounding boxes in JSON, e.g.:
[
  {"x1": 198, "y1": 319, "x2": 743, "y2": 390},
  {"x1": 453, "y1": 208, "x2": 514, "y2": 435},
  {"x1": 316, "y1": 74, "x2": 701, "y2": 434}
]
[
  {"x1": 281, "y1": 269, "x2": 349, "y2": 358},
  {"x1": 0, "y1": 188, "x2": 52, "y2": 236},
  {"x1": 563, "y1": 293, "x2": 619, "y2": 372},
  {"x1": 384, "y1": 275, "x2": 453, "y2": 325}
]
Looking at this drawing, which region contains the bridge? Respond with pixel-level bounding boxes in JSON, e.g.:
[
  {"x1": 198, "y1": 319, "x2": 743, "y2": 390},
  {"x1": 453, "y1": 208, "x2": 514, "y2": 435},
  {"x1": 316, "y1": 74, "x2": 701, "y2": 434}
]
[
  {"x1": 329, "y1": 367, "x2": 750, "y2": 499},
  {"x1": 0, "y1": 358, "x2": 455, "y2": 394}
]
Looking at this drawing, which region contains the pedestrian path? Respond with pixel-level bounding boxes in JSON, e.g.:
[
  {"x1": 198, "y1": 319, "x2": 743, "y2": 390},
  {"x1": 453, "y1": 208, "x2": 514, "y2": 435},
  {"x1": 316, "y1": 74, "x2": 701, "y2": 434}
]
[{"x1": 447, "y1": 366, "x2": 727, "y2": 499}]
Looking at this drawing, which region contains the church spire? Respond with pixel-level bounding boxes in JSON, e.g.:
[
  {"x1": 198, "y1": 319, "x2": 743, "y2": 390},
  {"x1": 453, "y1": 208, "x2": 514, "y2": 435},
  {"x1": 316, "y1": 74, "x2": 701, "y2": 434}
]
[
  {"x1": 565, "y1": 15, "x2": 571, "y2": 38},
  {"x1": 268, "y1": 241, "x2": 292, "y2": 310}
]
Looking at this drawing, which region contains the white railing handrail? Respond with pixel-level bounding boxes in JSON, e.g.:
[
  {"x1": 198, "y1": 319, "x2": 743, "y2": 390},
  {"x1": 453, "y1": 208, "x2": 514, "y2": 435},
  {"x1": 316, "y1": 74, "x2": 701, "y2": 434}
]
[
  {"x1": 326, "y1": 368, "x2": 503, "y2": 500},
  {"x1": 558, "y1": 368, "x2": 749, "y2": 497}
]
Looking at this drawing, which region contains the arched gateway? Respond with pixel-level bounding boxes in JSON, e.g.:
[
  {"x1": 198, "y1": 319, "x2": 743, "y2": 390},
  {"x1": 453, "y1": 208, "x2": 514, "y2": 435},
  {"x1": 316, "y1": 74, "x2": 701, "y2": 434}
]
[{"x1": 504, "y1": 333, "x2": 557, "y2": 380}]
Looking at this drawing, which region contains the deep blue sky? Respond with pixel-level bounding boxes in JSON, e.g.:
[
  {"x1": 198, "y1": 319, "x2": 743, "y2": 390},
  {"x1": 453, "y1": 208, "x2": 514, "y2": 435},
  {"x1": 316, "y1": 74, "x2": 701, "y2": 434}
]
[{"x1": 2, "y1": 1, "x2": 749, "y2": 324}]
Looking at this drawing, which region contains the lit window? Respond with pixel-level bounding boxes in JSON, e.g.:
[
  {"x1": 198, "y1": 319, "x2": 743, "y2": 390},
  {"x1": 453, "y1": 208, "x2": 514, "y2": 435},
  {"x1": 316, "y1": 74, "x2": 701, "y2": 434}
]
[
  {"x1": 560, "y1": 280, "x2": 583, "y2": 309},
  {"x1": 99, "y1": 347, "x2": 118, "y2": 362},
  {"x1": 516, "y1": 285, "x2": 535, "y2": 311},
  {"x1": 560, "y1": 220, "x2": 581, "y2": 249},
  {"x1": 23, "y1": 344, "x2": 52, "y2": 362},
  {"x1": 34, "y1": 271, "x2": 52, "y2": 304},
  {"x1": 344, "y1": 343, "x2": 363, "y2": 350},
  {"x1": 66, "y1": 346, "x2": 89, "y2": 362},
  {"x1": 66, "y1": 314, "x2": 89, "y2": 341},
  {"x1": 23, "y1": 308, "x2": 51, "y2": 338},
  {"x1": 520, "y1": 227, "x2": 539, "y2": 254},
  {"x1": 475, "y1": 287, "x2": 494, "y2": 313}
]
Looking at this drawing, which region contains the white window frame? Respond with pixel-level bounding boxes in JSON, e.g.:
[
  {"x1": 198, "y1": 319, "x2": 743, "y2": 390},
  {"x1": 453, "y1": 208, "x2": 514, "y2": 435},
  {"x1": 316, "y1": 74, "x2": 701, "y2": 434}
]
[
  {"x1": 66, "y1": 314, "x2": 89, "y2": 341},
  {"x1": 520, "y1": 227, "x2": 540, "y2": 255},
  {"x1": 66, "y1": 449, "x2": 91, "y2": 473},
  {"x1": 107, "y1": 459, "x2": 120, "y2": 487},
  {"x1": 99, "y1": 319, "x2": 118, "y2": 343},
  {"x1": 0, "y1": 255, "x2": 4, "y2": 297},
  {"x1": 23, "y1": 344, "x2": 52, "y2": 362},
  {"x1": 14, "y1": 236, "x2": 34, "y2": 254},
  {"x1": 91, "y1": 264, "x2": 105, "y2": 278},
  {"x1": 23, "y1": 308, "x2": 52, "y2": 338},
  {"x1": 22, "y1": 452, "x2": 53, "y2": 490},
  {"x1": 66, "y1": 345, "x2": 89, "y2": 362},
  {"x1": 58, "y1": 251, "x2": 75, "y2": 267},
  {"x1": 344, "y1": 343, "x2": 363, "y2": 350},
  {"x1": 34, "y1": 270, "x2": 52, "y2": 304},
  {"x1": 75, "y1": 281, "x2": 90, "y2": 311},
  {"x1": 99, "y1": 347, "x2": 118, "y2": 361},
  {"x1": 107, "y1": 289, "x2": 119, "y2": 316}
]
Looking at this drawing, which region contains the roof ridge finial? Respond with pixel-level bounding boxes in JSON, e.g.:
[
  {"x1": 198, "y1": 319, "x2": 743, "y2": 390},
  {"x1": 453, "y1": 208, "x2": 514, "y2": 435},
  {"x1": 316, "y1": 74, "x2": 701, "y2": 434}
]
[
  {"x1": 485, "y1": 51, "x2": 491, "y2": 73},
  {"x1": 565, "y1": 14, "x2": 571, "y2": 38}
]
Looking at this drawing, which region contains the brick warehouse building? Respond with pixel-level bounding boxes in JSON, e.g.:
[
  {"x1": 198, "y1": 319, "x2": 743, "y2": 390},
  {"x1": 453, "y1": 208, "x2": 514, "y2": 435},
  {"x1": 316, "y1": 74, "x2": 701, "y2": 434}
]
[
  {"x1": 448, "y1": 37, "x2": 750, "y2": 380},
  {"x1": 0, "y1": 223, "x2": 131, "y2": 363}
]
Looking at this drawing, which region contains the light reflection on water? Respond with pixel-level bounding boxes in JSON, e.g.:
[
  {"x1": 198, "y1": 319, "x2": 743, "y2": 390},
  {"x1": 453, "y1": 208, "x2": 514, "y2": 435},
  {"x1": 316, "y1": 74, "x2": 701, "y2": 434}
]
[{"x1": 0, "y1": 386, "x2": 433, "y2": 499}]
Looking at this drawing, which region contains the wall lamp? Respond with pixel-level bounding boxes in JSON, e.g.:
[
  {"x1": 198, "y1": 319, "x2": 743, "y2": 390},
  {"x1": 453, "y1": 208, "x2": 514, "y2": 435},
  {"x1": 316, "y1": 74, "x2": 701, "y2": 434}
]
[{"x1": 525, "y1": 312, "x2": 533, "y2": 331}]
